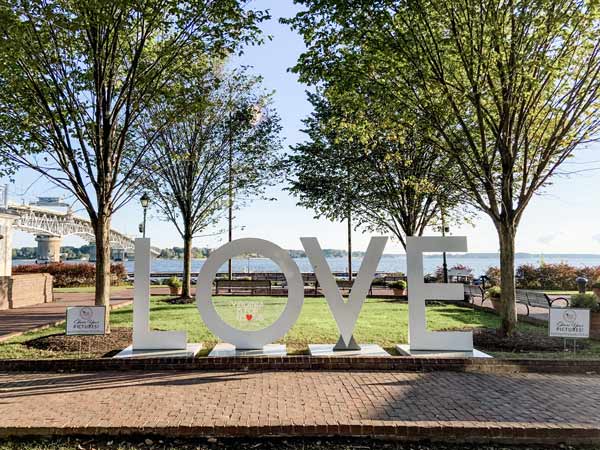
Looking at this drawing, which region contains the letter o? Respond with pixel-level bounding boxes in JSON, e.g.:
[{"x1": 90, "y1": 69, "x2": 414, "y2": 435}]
[{"x1": 196, "y1": 238, "x2": 304, "y2": 349}]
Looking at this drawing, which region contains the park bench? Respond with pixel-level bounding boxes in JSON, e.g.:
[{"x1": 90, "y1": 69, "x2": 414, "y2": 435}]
[
  {"x1": 513, "y1": 289, "x2": 569, "y2": 316},
  {"x1": 464, "y1": 284, "x2": 484, "y2": 304},
  {"x1": 215, "y1": 279, "x2": 272, "y2": 295}
]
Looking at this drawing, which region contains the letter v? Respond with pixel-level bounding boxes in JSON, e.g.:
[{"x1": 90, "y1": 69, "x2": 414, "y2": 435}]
[{"x1": 301, "y1": 236, "x2": 388, "y2": 347}]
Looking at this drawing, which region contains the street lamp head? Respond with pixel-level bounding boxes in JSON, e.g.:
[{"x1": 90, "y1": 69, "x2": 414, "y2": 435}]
[{"x1": 140, "y1": 192, "x2": 150, "y2": 209}]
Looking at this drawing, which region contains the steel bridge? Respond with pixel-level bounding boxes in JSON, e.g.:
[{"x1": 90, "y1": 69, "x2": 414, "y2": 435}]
[{"x1": 0, "y1": 186, "x2": 158, "y2": 262}]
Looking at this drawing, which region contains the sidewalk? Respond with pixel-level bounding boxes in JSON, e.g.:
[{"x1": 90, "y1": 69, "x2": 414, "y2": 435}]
[
  {"x1": 0, "y1": 289, "x2": 133, "y2": 341},
  {"x1": 0, "y1": 369, "x2": 598, "y2": 444}
]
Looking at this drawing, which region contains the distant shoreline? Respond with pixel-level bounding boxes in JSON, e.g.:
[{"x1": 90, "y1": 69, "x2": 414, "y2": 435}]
[{"x1": 12, "y1": 252, "x2": 600, "y2": 262}]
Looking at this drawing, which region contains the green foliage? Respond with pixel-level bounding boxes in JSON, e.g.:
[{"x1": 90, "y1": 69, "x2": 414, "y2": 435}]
[
  {"x1": 135, "y1": 63, "x2": 282, "y2": 241},
  {"x1": 13, "y1": 245, "x2": 93, "y2": 260},
  {"x1": 286, "y1": 93, "x2": 466, "y2": 249},
  {"x1": 284, "y1": 0, "x2": 600, "y2": 335},
  {"x1": 0, "y1": 0, "x2": 269, "y2": 213},
  {"x1": 570, "y1": 293, "x2": 599, "y2": 312},
  {"x1": 0, "y1": 0, "x2": 269, "y2": 312},
  {"x1": 158, "y1": 247, "x2": 209, "y2": 259},
  {"x1": 164, "y1": 277, "x2": 182, "y2": 289},
  {"x1": 12, "y1": 263, "x2": 127, "y2": 287},
  {"x1": 517, "y1": 263, "x2": 600, "y2": 290},
  {"x1": 388, "y1": 280, "x2": 407, "y2": 290},
  {"x1": 486, "y1": 286, "x2": 502, "y2": 299}
]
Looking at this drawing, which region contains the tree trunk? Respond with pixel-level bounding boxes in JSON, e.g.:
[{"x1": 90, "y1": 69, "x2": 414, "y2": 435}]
[
  {"x1": 182, "y1": 230, "x2": 193, "y2": 299},
  {"x1": 94, "y1": 212, "x2": 112, "y2": 334},
  {"x1": 497, "y1": 221, "x2": 518, "y2": 336},
  {"x1": 347, "y1": 212, "x2": 352, "y2": 282}
]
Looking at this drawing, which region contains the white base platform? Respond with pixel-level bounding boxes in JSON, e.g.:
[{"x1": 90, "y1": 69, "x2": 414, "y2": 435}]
[
  {"x1": 309, "y1": 343, "x2": 389, "y2": 357},
  {"x1": 208, "y1": 343, "x2": 286, "y2": 357},
  {"x1": 114, "y1": 343, "x2": 203, "y2": 359},
  {"x1": 396, "y1": 344, "x2": 492, "y2": 358}
]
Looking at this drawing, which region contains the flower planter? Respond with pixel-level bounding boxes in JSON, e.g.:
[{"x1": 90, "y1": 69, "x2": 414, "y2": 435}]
[
  {"x1": 392, "y1": 288, "x2": 406, "y2": 297},
  {"x1": 590, "y1": 311, "x2": 600, "y2": 340},
  {"x1": 169, "y1": 286, "x2": 181, "y2": 296}
]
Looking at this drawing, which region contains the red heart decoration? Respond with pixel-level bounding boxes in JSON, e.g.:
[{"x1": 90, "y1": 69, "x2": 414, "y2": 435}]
[{"x1": 245, "y1": 314, "x2": 253, "y2": 321}]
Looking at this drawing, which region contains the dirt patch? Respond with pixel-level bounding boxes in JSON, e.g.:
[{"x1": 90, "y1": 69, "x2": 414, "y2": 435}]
[
  {"x1": 471, "y1": 328, "x2": 588, "y2": 353},
  {"x1": 24, "y1": 328, "x2": 132, "y2": 357}
]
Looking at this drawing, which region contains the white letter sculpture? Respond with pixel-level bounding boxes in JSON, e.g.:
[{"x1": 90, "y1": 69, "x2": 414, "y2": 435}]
[
  {"x1": 406, "y1": 236, "x2": 473, "y2": 351},
  {"x1": 302, "y1": 236, "x2": 387, "y2": 350},
  {"x1": 196, "y1": 238, "x2": 304, "y2": 349},
  {"x1": 132, "y1": 238, "x2": 187, "y2": 350}
]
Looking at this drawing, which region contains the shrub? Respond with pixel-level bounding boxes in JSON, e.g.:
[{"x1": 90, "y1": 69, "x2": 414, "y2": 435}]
[
  {"x1": 516, "y1": 263, "x2": 600, "y2": 290},
  {"x1": 592, "y1": 280, "x2": 600, "y2": 289},
  {"x1": 371, "y1": 277, "x2": 387, "y2": 286},
  {"x1": 164, "y1": 276, "x2": 181, "y2": 288},
  {"x1": 389, "y1": 280, "x2": 407, "y2": 290},
  {"x1": 12, "y1": 262, "x2": 127, "y2": 288},
  {"x1": 570, "y1": 293, "x2": 599, "y2": 312},
  {"x1": 485, "y1": 286, "x2": 501, "y2": 299}
]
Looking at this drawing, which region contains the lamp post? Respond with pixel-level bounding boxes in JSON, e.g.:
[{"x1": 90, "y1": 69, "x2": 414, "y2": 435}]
[
  {"x1": 227, "y1": 104, "x2": 263, "y2": 280},
  {"x1": 441, "y1": 209, "x2": 449, "y2": 283},
  {"x1": 140, "y1": 193, "x2": 150, "y2": 238}
]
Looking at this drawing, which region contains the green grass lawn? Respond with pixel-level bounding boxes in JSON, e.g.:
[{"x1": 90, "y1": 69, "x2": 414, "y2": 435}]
[{"x1": 1, "y1": 295, "x2": 599, "y2": 359}]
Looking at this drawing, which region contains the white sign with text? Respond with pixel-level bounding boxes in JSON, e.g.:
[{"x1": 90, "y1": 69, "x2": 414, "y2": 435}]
[
  {"x1": 66, "y1": 306, "x2": 106, "y2": 335},
  {"x1": 549, "y1": 308, "x2": 590, "y2": 338}
]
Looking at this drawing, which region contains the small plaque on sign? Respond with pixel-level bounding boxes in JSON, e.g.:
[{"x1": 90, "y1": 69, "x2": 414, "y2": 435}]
[
  {"x1": 66, "y1": 306, "x2": 106, "y2": 336},
  {"x1": 549, "y1": 308, "x2": 590, "y2": 339}
]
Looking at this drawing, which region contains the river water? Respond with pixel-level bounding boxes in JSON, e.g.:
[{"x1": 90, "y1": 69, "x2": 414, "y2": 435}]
[{"x1": 12, "y1": 254, "x2": 600, "y2": 276}]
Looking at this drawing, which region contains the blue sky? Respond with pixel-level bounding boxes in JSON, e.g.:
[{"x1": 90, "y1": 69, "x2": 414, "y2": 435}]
[{"x1": 6, "y1": 0, "x2": 600, "y2": 254}]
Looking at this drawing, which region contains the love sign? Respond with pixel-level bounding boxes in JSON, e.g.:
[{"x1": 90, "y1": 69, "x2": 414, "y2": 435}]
[{"x1": 131, "y1": 235, "x2": 472, "y2": 353}]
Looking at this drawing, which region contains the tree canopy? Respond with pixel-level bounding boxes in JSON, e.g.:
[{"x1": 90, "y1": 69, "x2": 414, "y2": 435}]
[
  {"x1": 136, "y1": 61, "x2": 282, "y2": 297},
  {"x1": 285, "y1": 0, "x2": 600, "y2": 334},
  {"x1": 287, "y1": 92, "x2": 465, "y2": 249},
  {"x1": 0, "y1": 0, "x2": 269, "y2": 327}
]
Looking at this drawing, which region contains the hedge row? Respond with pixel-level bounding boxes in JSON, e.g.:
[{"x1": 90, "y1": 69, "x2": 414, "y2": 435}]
[
  {"x1": 13, "y1": 262, "x2": 128, "y2": 288},
  {"x1": 485, "y1": 263, "x2": 600, "y2": 291}
]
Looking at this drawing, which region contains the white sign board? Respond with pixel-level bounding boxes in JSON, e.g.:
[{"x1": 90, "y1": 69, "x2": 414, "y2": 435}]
[
  {"x1": 66, "y1": 306, "x2": 106, "y2": 336},
  {"x1": 549, "y1": 308, "x2": 590, "y2": 338}
]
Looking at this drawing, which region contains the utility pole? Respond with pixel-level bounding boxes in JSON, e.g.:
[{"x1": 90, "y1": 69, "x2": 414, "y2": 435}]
[
  {"x1": 347, "y1": 210, "x2": 352, "y2": 282},
  {"x1": 228, "y1": 115, "x2": 233, "y2": 281}
]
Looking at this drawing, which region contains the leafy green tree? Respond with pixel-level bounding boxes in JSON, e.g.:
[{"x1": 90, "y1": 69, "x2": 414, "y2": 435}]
[
  {"x1": 286, "y1": 0, "x2": 600, "y2": 335},
  {"x1": 287, "y1": 94, "x2": 361, "y2": 279},
  {"x1": 137, "y1": 64, "x2": 282, "y2": 299},
  {"x1": 0, "y1": 0, "x2": 267, "y2": 330},
  {"x1": 287, "y1": 93, "x2": 464, "y2": 258}
]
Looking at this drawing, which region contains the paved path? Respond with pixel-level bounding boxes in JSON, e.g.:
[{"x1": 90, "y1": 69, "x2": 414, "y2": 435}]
[
  {"x1": 0, "y1": 370, "x2": 599, "y2": 443},
  {"x1": 0, "y1": 289, "x2": 133, "y2": 341}
]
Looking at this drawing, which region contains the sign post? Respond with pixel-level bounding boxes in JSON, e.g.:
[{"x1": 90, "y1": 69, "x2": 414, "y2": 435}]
[
  {"x1": 549, "y1": 308, "x2": 590, "y2": 354},
  {"x1": 66, "y1": 306, "x2": 106, "y2": 336}
]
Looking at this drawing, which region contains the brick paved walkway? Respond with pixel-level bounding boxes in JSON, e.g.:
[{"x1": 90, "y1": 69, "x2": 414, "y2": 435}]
[
  {"x1": 0, "y1": 370, "x2": 599, "y2": 444},
  {"x1": 0, "y1": 290, "x2": 133, "y2": 341}
]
